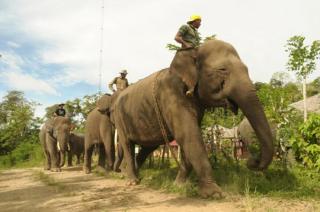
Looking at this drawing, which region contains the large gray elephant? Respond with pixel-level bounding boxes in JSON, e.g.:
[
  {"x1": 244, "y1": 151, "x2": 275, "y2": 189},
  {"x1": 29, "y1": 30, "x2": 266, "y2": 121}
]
[
  {"x1": 67, "y1": 132, "x2": 84, "y2": 166},
  {"x1": 110, "y1": 39, "x2": 274, "y2": 198},
  {"x1": 39, "y1": 116, "x2": 72, "y2": 172},
  {"x1": 83, "y1": 94, "x2": 117, "y2": 174}
]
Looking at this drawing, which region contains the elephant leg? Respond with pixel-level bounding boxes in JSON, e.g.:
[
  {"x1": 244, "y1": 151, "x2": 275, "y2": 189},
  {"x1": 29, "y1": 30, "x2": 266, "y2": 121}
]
[
  {"x1": 102, "y1": 132, "x2": 115, "y2": 171},
  {"x1": 46, "y1": 136, "x2": 60, "y2": 172},
  {"x1": 67, "y1": 151, "x2": 73, "y2": 167},
  {"x1": 83, "y1": 141, "x2": 94, "y2": 174},
  {"x1": 175, "y1": 148, "x2": 192, "y2": 185},
  {"x1": 172, "y1": 113, "x2": 222, "y2": 198},
  {"x1": 76, "y1": 154, "x2": 80, "y2": 165},
  {"x1": 114, "y1": 142, "x2": 123, "y2": 172},
  {"x1": 118, "y1": 130, "x2": 139, "y2": 184},
  {"x1": 43, "y1": 150, "x2": 51, "y2": 170},
  {"x1": 97, "y1": 143, "x2": 106, "y2": 169},
  {"x1": 136, "y1": 146, "x2": 158, "y2": 169}
]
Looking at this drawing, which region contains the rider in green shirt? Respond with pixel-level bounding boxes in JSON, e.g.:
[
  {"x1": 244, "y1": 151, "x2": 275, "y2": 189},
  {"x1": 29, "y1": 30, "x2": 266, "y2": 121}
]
[
  {"x1": 174, "y1": 15, "x2": 201, "y2": 97},
  {"x1": 175, "y1": 14, "x2": 201, "y2": 48}
]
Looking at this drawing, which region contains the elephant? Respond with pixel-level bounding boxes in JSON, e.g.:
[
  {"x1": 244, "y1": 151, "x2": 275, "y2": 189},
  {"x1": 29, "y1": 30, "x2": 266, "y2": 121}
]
[
  {"x1": 67, "y1": 132, "x2": 84, "y2": 166},
  {"x1": 237, "y1": 118, "x2": 277, "y2": 155},
  {"x1": 109, "y1": 39, "x2": 274, "y2": 198},
  {"x1": 83, "y1": 94, "x2": 117, "y2": 174},
  {"x1": 39, "y1": 116, "x2": 73, "y2": 172}
]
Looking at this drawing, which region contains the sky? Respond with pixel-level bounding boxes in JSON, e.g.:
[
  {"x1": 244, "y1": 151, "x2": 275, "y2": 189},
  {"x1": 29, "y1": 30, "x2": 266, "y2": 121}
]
[{"x1": 0, "y1": 0, "x2": 319, "y2": 117}]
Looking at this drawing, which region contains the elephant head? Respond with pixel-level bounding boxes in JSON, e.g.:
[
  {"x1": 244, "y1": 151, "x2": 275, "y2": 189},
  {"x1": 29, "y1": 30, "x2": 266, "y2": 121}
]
[
  {"x1": 52, "y1": 116, "x2": 72, "y2": 167},
  {"x1": 97, "y1": 92, "x2": 121, "y2": 124},
  {"x1": 170, "y1": 39, "x2": 273, "y2": 171}
]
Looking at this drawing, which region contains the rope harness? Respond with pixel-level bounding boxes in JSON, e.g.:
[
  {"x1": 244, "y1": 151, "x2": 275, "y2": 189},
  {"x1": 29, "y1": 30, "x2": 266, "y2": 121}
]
[{"x1": 152, "y1": 72, "x2": 180, "y2": 167}]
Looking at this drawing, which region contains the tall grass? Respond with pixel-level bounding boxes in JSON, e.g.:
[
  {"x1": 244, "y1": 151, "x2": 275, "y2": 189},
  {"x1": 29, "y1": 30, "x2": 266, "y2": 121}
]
[
  {"x1": 0, "y1": 142, "x2": 43, "y2": 169},
  {"x1": 138, "y1": 155, "x2": 320, "y2": 199}
]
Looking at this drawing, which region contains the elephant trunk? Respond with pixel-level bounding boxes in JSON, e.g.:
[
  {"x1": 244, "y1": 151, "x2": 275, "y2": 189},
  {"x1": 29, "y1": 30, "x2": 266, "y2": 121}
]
[{"x1": 231, "y1": 84, "x2": 273, "y2": 170}]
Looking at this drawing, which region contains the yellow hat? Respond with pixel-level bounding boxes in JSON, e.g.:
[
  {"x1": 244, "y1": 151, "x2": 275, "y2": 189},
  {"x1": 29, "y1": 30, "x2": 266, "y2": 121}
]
[{"x1": 188, "y1": 14, "x2": 201, "y2": 23}]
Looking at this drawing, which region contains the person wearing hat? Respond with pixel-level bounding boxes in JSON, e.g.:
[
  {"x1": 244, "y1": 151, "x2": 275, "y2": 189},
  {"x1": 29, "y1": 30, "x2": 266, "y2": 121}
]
[
  {"x1": 174, "y1": 14, "x2": 202, "y2": 48},
  {"x1": 54, "y1": 103, "x2": 66, "y2": 117},
  {"x1": 108, "y1": 70, "x2": 129, "y2": 92}
]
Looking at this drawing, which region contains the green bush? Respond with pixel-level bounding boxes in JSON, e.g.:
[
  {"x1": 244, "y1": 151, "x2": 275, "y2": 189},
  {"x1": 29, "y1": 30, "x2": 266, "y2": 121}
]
[
  {"x1": 290, "y1": 114, "x2": 320, "y2": 171},
  {"x1": 0, "y1": 142, "x2": 43, "y2": 169}
]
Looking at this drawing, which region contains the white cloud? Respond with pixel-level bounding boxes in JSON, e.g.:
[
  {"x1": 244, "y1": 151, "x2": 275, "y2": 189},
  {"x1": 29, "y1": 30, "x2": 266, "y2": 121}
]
[
  {"x1": 1, "y1": 0, "x2": 320, "y2": 93},
  {"x1": 0, "y1": 51, "x2": 59, "y2": 95},
  {"x1": 2, "y1": 71, "x2": 59, "y2": 96},
  {"x1": 7, "y1": 41, "x2": 20, "y2": 48}
]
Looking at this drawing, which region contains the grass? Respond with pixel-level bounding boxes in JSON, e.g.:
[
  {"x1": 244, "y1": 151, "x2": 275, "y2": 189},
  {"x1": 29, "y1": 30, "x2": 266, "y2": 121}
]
[
  {"x1": 135, "y1": 155, "x2": 320, "y2": 200},
  {"x1": 32, "y1": 170, "x2": 66, "y2": 192}
]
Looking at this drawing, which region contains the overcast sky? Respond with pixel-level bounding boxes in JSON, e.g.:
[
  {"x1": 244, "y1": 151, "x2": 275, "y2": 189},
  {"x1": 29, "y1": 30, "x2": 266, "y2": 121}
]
[{"x1": 0, "y1": 0, "x2": 319, "y2": 117}]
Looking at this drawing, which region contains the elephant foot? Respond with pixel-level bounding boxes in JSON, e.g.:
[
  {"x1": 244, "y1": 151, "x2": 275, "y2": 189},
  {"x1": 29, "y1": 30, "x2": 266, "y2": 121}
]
[
  {"x1": 44, "y1": 166, "x2": 51, "y2": 171},
  {"x1": 174, "y1": 174, "x2": 188, "y2": 186},
  {"x1": 126, "y1": 179, "x2": 140, "y2": 186},
  {"x1": 114, "y1": 168, "x2": 121, "y2": 173},
  {"x1": 199, "y1": 181, "x2": 223, "y2": 199},
  {"x1": 96, "y1": 166, "x2": 108, "y2": 173},
  {"x1": 83, "y1": 167, "x2": 91, "y2": 174},
  {"x1": 50, "y1": 168, "x2": 61, "y2": 172},
  {"x1": 67, "y1": 164, "x2": 73, "y2": 167}
]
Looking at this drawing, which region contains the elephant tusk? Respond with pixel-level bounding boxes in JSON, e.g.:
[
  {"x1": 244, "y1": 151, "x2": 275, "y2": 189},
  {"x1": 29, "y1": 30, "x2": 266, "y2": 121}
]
[
  {"x1": 115, "y1": 129, "x2": 118, "y2": 144},
  {"x1": 57, "y1": 142, "x2": 61, "y2": 151}
]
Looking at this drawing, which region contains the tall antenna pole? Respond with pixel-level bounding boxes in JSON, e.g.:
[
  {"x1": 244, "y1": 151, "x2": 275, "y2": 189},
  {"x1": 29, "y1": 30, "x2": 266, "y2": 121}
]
[{"x1": 98, "y1": 0, "x2": 105, "y2": 94}]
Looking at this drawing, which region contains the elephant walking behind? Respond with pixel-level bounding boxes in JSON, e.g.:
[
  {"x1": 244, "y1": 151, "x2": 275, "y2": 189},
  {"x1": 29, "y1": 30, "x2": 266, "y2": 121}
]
[
  {"x1": 83, "y1": 94, "x2": 116, "y2": 174},
  {"x1": 39, "y1": 116, "x2": 72, "y2": 172},
  {"x1": 67, "y1": 132, "x2": 84, "y2": 166}
]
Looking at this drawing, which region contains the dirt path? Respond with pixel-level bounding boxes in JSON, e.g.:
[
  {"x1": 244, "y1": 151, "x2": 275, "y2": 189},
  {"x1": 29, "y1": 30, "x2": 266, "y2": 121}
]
[{"x1": 0, "y1": 167, "x2": 318, "y2": 212}]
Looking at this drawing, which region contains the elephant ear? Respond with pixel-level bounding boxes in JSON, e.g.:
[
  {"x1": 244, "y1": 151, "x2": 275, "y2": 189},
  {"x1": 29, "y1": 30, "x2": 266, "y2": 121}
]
[
  {"x1": 96, "y1": 94, "x2": 112, "y2": 113},
  {"x1": 169, "y1": 48, "x2": 199, "y2": 92}
]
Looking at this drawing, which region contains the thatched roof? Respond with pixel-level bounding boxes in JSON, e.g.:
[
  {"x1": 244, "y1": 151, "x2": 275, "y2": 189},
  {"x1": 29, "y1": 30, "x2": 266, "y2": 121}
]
[{"x1": 289, "y1": 94, "x2": 320, "y2": 113}]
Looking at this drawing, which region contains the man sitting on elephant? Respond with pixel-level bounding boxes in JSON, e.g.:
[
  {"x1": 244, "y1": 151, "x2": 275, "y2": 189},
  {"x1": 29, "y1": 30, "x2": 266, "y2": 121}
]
[
  {"x1": 174, "y1": 14, "x2": 202, "y2": 97},
  {"x1": 108, "y1": 70, "x2": 129, "y2": 93},
  {"x1": 54, "y1": 103, "x2": 66, "y2": 117},
  {"x1": 175, "y1": 14, "x2": 202, "y2": 49}
]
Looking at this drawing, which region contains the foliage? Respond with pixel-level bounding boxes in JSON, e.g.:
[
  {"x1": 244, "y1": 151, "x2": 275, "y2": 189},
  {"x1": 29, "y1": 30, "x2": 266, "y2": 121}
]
[
  {"x1": 44, "y1": 93, "x2": 101, "y2": 131},
  {"x1": 290, "y1": 114, "x2": 320, "y2": 171},
  {"x1": 285, "y1": 36, "x2": 320, "y2": 80},
  {"x1": 0, "y1": 91, "x2": 40, "y2": 155},
  {"x1": 138, "y1": 157, "x2": 320, "y2": 199},
  {"x1": 202, "y1": 108, "x2": 243, "y2": 129},
  {"x1": 307, "y1": 76, "x2": 320, "y2": 96},
  {"x1": 166, "y1": 34, "x2": 216, "y2": 51},
  {"x1": 256, "y1": 82, "x2": 301, "y2": 123},
  {"x1": 0, "y1": 90, "x2": 42, "y2": 169}
]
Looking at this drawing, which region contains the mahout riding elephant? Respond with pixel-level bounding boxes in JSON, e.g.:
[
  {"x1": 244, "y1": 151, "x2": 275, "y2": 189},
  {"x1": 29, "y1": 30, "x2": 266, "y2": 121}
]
[
  {"x1": 83, "y1": 94, "x2": 118, "y2": 174},
  {"x1": 109, "y1": 39, "x2": 274, "y2": 198},
  {"x1": 39, "y1": 116, "x2": 73, "y2": 172},
  {"x1": 67, "y1": 132, "x2": 84, "y2": 166}
]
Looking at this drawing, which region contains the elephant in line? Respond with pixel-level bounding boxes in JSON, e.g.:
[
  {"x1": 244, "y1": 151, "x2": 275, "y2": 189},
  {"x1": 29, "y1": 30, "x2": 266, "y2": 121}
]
[
  {"x1": 67, "y1": 132, "x2": 84, "y2": 166},
  {"x1": 39, "y1": 116, "x2": 72, "y2": 172},
  {"x1": 110, "y1": 39, "x2": 274, "y2": 198},
  {"x1": 83, "y1": 94, "x2": 119, "y2": 174},
  {"x1": 237, "y1": 118, "x2": 277, "y2": 153}
]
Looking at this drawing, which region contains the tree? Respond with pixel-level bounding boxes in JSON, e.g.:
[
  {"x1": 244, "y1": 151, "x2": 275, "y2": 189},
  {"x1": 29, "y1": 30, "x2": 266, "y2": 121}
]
[
  {"x1": 0, "y1": 91, "x2": 39, "y2": 155},
  {"x1": 44, "y1": 93, "x2": 101, "y2": 131},
  {"x1": 285, "y1": 36, "x2": 320, "y2": 121},
  {"x1": 269, "y1": 71, "x2": 292, "y2": 88}
]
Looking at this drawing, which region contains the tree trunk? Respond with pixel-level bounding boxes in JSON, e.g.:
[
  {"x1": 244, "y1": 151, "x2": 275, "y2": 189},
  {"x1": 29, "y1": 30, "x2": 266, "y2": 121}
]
[{"x1": 303, "y1": 77, "x2": 307, "y2": 122}]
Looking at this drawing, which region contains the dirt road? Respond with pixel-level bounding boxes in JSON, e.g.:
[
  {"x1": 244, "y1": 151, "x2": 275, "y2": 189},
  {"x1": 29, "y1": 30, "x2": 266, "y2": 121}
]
[{"x1": 0, "y1": 167, "x2": 318, "y2": 212}]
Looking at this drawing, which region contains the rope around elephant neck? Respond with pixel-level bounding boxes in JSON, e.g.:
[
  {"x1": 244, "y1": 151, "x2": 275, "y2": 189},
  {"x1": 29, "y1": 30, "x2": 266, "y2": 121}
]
[{"x1": 152, "y1": 71, "x2": 180, "y2": 167}]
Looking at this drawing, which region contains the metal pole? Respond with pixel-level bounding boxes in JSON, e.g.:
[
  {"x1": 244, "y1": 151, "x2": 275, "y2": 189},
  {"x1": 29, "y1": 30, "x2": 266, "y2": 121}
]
[{"x1": 98, "y1": 0, "x2": 105, "y2": 94}]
